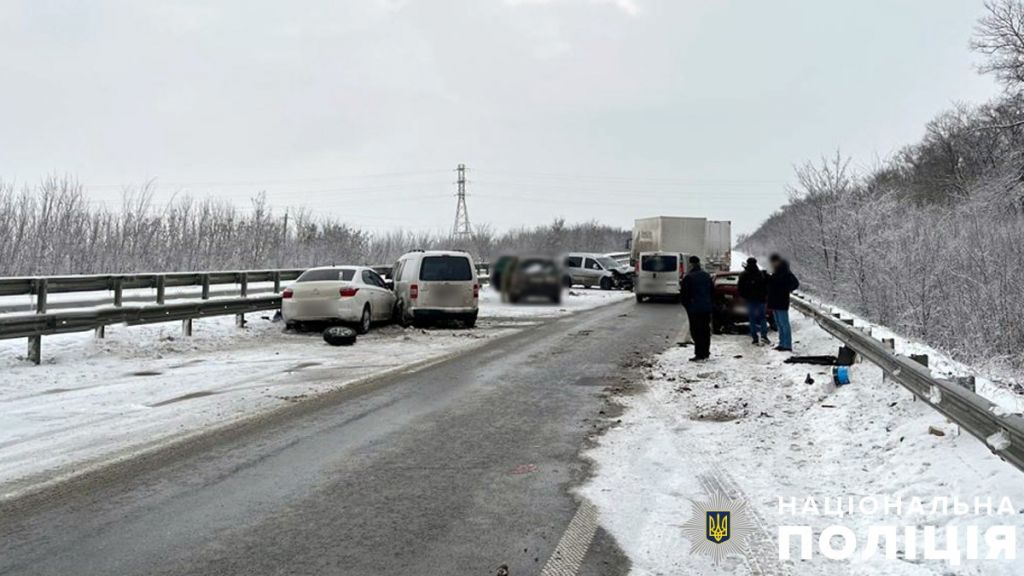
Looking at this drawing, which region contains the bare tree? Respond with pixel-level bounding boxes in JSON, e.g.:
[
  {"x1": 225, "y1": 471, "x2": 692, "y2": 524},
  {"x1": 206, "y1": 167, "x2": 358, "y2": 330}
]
[{"x1": 973, "y1": 1, "x2": 1024, "y2": 90}]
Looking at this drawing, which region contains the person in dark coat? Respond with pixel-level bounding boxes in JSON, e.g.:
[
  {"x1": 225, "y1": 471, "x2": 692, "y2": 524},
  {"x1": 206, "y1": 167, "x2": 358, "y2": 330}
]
[
  {"x1": 680, "y1": 255, "x2": 714, "y2": 361},
  {"x1": 766, "y1": 254, "x2": 800, "y2": 352},
  {"x1": 737, "y1": 257, "x2": 770, "y2": 346}
]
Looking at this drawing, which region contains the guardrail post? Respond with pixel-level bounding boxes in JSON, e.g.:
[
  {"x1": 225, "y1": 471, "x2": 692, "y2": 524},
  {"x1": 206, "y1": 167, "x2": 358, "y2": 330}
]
[
  {"x1": 156, "y1": 275, "x2": 166, "y2": 305},
  {"x1": 182, "y1": 318, "x2": 193, "y2": 337},
  {"x1": 28, "y1": 278, "x2": 47, "y2": 365},
  {"x1": 236, "y1": 273, "x2": 248, "y2": 328},
  {"x1": 273, "y1": 271, "x2": 281, "y2": 293},
  {"x1": 112, "y1": 277, "x2": 123, "y2": 307},
  {"x1": 201, "y1": 274, "x2": 210, "y2": 300}
]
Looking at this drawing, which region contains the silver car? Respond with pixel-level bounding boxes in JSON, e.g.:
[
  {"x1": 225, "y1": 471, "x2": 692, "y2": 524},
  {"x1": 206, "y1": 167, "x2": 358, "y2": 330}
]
[{"x1": 562, "y1": 252, "x2": 632, "y2": 290}]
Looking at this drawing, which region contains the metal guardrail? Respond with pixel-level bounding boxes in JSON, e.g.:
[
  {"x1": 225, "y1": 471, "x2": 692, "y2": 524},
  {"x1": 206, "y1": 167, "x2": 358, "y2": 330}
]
[
  {"x1": 1, "y1": 261, "x2": 492, "y2": 365},
  {"x1": 1, "y1": 269, "x2": 305, "y2": 364},
  {"x1": 792, "y1": 293, "x2": 1024, "y2": 473}
]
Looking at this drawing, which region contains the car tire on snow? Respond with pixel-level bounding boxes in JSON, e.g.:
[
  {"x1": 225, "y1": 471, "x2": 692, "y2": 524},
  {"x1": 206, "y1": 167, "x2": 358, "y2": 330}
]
[
  {"x1": 356, "y1": 305, "x2": 371, "y2": 334},
  {"x1": 323, "y1": 326, "x2": 357, "y2": 346},
  {"x1": 599, "y1": 277, "x2": 613, "y2": 290}
]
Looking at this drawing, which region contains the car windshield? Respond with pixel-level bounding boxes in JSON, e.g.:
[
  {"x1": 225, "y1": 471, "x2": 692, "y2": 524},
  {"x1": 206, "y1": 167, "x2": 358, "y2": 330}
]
[
  {"x1": 419, "y1": 255, "x2": 473, "y2": 281},
  {"x1": 519, "y1": 259, "x2": 556, "y2": 274},
  {"x1": 597, "y1": 257, "x2": 619, "y2": 269},
  {"x1": 641, "y1": 255, "x2": 677, "y2": 272},
  {"x1": 296, "y1": 269, "x2": 355, "y2": 282}
]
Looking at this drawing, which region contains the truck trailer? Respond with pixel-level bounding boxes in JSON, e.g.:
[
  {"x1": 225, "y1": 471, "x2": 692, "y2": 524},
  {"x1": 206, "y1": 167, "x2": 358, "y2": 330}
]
[{"x1": 630, "y1": 216, "x2": 732, "y2": 272}]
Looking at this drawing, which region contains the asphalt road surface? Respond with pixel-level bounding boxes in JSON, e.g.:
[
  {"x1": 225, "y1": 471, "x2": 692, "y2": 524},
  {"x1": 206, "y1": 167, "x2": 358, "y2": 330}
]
[{"x1": 0, "y1": 299, "x2": 684, "y2": 576}]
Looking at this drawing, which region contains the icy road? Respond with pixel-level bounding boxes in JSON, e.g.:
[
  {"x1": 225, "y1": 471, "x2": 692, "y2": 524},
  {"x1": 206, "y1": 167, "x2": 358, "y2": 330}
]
[{"x1": 0, "y1": 298, "x2": 681, "y2": 575}]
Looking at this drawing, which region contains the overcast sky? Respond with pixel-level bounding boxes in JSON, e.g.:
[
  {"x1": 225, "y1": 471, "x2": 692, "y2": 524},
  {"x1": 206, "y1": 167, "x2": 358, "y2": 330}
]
[{"x1": 0, "y1": 0, "x2": 1000, "y2": 236}]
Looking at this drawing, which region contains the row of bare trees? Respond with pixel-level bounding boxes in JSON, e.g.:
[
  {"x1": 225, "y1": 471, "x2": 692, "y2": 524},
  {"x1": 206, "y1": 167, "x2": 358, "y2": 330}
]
[
  {"x1": 740, "y1": 0, "x2": 1024, "y2": 370},
  {"x1": 0, "y1": 178, "x2": 627, "y2": 276}
]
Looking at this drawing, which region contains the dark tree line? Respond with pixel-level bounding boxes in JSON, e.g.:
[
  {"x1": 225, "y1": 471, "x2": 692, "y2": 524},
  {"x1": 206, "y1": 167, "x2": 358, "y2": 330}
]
[{"x1": 0, "y1": 178, "x2": 628, "y2": 276}]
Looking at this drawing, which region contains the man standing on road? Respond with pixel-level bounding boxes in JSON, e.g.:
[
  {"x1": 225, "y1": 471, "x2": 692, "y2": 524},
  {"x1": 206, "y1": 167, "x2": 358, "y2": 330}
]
[
  {"x1": 738, "y1": 257, "x2": 770, "y2": 346},
  {"x1": 766, "y1": 254, "x2": 800, "y2": 352},
  {"x1": 680, "y1": 255, "x2": 714, "y2": 362}
]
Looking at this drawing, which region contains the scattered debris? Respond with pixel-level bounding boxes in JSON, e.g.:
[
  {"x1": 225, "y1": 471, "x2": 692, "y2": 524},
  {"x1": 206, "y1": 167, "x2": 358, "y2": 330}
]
[
  {"x1": 804, "y1": 373, "x2": 814, "y2": 385},
  {"x1": 928, "y1": 426, "x2": 946, "y2": 437}
]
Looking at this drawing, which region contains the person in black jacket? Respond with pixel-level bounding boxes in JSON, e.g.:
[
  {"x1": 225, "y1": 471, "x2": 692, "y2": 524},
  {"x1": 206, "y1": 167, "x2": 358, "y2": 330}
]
[
  {"x1": 680, "y1": 255, "x2": 714, "y2": 361},
  {"x1": 737, "y1": 257, "x2": 770, "y2": 346},
  {"x1": 766, "y1": 254, "x2": 800, "y2": 352}
]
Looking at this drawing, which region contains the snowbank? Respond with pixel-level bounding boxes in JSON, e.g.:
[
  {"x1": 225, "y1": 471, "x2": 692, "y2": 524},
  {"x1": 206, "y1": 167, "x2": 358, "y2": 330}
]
[{"x1": 580, "y1": 311, "x2": 1024, "y2": 575}]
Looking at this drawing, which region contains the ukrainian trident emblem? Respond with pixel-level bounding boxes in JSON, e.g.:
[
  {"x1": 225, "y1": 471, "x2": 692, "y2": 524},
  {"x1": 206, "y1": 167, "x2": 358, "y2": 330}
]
[
  {"x1": 706, "y1": 511, "x2": 730, "y2": 543},
  {"x1": 683, "y1": 490, "x2": 753, "y2": 564}
]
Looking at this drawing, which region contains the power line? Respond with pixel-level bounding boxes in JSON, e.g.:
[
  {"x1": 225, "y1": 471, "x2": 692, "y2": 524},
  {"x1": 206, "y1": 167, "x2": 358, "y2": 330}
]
[{"x1": 81, "y1": 169, "x2": 450, "y2": 190}]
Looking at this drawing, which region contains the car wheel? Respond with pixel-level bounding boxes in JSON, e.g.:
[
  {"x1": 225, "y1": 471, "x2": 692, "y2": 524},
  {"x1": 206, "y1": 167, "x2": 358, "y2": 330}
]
[
  {"x1": 562, "y1": 275, "x2": 573, "y2": 288},
  {"x1": 551, "y1": 292, "x2": 562, "y2": 305},
  {"x1": 599, "y1": 277, "x2": 612, "y2": 290},
  {"x1": 356, "y1": 305, "x2": 371, "y2": 334},
  {"x1": 393, "y1": 300, "x2": 409, "y2": 327},
  {"x1": 463, "y1": 313, "x2": 478, "y2": 328},
  {"x1": 635, "y1": 294, "x2": 645, "y2": 303},
  {"x1": 323, "y1": 326, "x2": 357, "y2": 346}
]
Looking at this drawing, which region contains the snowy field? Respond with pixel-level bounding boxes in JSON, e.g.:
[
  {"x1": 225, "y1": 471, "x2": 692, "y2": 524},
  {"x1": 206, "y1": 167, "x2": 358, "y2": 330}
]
[
  {"x1": 579, "y1": 311, "x2": 1024, "y2": 575},
  {"x1": 0, "y1": 287, "x2": 630, "y2": 500}
]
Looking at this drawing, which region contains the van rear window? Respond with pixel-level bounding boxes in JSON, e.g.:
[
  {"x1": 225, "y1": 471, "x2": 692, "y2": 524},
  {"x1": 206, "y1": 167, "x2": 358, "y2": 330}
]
[
  {"x1": 297, "y1": 269, "x2": 355, "y2": 282},
  {"x1": 641, "y1": 255, "x2": 678, "y2": 273},
  {"x1": 419, "y1": 256, "x2": 473, "y2": 281}
]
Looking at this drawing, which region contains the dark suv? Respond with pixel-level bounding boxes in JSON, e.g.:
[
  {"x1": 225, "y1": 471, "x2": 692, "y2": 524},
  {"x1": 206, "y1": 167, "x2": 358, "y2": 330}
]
[{"x1": 500, "y1": 255, "x2": 563, "y2": 304}]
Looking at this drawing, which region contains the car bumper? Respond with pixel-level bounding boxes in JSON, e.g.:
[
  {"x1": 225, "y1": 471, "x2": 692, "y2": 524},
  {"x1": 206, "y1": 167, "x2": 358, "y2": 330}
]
[
  {"x1": 282, "y1": 300, "x2": 362, "y2": 322},
  {"x1": 411, "y1": 307, "x2": 478, "y2": 320},
  {"x1": 635, "y1": 281, "x2": 680, "y2": 296}
]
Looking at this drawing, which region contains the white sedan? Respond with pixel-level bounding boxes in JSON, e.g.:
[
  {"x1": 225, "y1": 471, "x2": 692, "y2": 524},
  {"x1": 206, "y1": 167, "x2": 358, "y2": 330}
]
[{"x1": 281, "y1": 266, "x2": 396, "y2": 334}]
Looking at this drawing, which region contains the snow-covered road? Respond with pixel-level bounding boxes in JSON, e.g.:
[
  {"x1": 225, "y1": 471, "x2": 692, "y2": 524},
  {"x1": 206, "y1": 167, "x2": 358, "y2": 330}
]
[
  {"x1": 579, "y1": 311, "x2": 1024, "y2": 575},
  {"x1": 0, "y1": 287, "x2": 630, "y2": 499}
]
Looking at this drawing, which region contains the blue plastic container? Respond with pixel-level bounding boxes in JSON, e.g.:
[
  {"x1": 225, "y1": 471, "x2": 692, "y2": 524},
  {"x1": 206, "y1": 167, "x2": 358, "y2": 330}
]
[{"x1": 832, "y1": 366, "x2": 851, "y2": 386}]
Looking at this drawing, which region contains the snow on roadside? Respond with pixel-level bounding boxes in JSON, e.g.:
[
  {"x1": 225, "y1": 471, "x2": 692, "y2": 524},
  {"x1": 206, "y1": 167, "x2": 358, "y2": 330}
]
[
  {"x1": 811, "y1": 298, "x2": 1024, "y2": 415},
  {"x1": 477, "y1": 285, "x2": 632, "y2": 319},
  {"x1": 580, "y1": 311, "x2": 1024, "y2": 575},
  {"x1": 0, "y1": 289, "x2": 627, "y2": 499}
]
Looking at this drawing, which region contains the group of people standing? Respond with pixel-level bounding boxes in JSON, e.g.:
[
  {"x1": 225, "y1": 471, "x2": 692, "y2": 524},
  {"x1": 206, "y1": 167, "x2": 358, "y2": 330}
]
[{"x1": 679, "y1": 253, "x2": 800, "y2": 363}]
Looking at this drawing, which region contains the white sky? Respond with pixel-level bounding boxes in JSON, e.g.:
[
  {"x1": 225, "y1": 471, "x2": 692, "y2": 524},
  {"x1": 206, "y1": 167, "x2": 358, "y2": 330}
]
[{"x1": 0, "y1": 0, "x2": 1000, "y2": 235}]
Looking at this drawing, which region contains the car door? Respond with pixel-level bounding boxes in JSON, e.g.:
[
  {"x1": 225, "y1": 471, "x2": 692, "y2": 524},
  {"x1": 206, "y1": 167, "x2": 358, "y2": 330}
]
[
  {"x1": 564, "y1": 256, "x2": 583, "y2": 284},
  {"x1": 366, "y1": 270, "x2": 395, "y2": 320},
  {"x1": 583, "y1": 257, "x2": 603, "y2": 284},
  {"x1": 361, "y1": 270, "x2": 387, "y2": 320}
]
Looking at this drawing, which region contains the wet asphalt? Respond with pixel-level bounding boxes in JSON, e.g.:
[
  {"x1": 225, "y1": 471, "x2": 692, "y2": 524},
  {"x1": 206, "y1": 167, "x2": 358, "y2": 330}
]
[{"x1": 0, "y1": 298, "x2": 684, "y2": 576}]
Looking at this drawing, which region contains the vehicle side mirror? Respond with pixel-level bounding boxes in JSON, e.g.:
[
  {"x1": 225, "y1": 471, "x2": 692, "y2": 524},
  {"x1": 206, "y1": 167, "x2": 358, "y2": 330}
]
[{"x1": 384, "y1": 280, "x2": 395, "y2": 291}]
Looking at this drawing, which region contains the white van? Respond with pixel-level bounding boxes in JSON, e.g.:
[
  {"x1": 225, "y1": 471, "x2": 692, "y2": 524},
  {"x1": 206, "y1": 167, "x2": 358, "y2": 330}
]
[
  {"x1": 634, "y1": 251, "x2": 689, "y2": 302},
  {"x1": 392, "y1": 250, "x2": 479, "y2": 327}
]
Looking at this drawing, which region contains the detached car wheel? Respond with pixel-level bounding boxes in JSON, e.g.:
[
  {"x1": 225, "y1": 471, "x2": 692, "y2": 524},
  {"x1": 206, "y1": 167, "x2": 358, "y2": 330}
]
[{"x1": 323, "y1": 326, "x2": 357, "y2": 346}]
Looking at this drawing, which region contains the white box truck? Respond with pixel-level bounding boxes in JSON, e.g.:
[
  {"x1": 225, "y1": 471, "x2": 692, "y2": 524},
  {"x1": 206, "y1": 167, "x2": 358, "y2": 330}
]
[
  {"x1": 630, "y1": 216, "x2": 732, "y2": 271},
  {"x1": 631, "y1": 217, "x2": 707, "y2": 263}
]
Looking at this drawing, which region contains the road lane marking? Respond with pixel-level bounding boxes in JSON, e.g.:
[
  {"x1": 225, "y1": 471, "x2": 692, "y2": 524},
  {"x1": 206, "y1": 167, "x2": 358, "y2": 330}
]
[{"x1": 540, "y1": 500, "x2": 599, "y2": 576}]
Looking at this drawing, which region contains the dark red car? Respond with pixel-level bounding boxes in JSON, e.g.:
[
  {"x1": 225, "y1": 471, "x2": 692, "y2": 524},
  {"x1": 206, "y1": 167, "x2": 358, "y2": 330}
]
[{"x1": 712, "y1": 271, "x2": 776, "y2": 334}]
